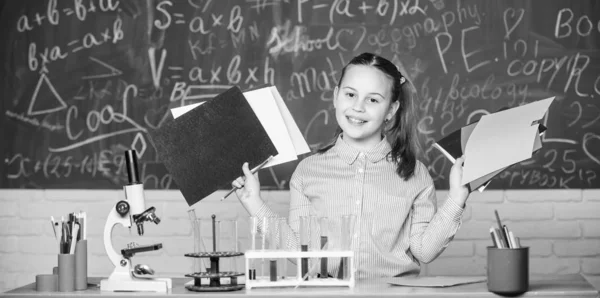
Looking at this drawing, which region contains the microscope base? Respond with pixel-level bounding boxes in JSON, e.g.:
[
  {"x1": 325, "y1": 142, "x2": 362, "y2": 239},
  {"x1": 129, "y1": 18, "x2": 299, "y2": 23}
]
[{"x1": 101, "y1": 277, "x2": 172, "y2": 292}]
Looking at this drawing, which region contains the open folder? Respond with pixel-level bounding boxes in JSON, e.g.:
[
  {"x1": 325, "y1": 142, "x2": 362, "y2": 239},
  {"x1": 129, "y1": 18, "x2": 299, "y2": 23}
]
[
  {"x1": 150, "y1": 86, "x2": 279, "y2": 206},
  {"x1": 433, "y1": 97, "x2": 554, "y2": 192},
  {"x1": 170, "y1": 85, "x2": 311, "y2": 168}
]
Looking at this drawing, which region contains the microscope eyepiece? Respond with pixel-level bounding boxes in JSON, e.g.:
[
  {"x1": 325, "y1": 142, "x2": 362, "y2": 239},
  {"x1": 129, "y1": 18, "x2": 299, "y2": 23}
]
[{"x1": 125, "y1": 150, "x2": 141, "y2": 185}]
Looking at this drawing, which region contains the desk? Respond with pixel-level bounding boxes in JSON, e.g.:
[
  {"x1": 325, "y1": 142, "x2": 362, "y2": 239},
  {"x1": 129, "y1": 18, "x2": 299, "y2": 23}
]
[{"x1": 2, "y1": 274, "x2": 598, "y2": 297}]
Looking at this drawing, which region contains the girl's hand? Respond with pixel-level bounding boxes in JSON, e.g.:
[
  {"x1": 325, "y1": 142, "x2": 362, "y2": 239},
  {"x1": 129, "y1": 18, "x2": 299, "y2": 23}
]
[
  {"x1": 449, "y1": 156, "x2": 470, "y2": 207},
  {"x1": 232, "y1": 162, "x2": 262, "y2": 206}
]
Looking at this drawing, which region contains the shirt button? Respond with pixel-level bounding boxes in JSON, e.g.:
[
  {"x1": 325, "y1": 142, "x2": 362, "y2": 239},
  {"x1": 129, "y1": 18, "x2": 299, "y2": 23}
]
[
  {"x1": 354, "y1": 233, "x2": 358, "y2": 238},
  {"x1": 358, "y1": 168, "x2": 364, "y2": 173},
  {"x1": 355, "y1": 200, "x2": 360, "y2": 205}
]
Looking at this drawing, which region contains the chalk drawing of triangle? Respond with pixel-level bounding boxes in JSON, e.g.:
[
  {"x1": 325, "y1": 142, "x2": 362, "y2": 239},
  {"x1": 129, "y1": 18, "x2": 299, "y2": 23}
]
[
  {"x1": 27, "y1": 73, "x2": 68, "y2": 116},
  {"x1": 81, "y1": 57, "x2": 123, "y2": 80}
]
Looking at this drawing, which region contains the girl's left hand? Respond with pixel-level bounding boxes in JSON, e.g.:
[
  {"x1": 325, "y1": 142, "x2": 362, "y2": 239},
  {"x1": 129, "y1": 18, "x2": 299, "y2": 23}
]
[{"x1": 449, "y1": 156, "x2": 470, "y2": 207}]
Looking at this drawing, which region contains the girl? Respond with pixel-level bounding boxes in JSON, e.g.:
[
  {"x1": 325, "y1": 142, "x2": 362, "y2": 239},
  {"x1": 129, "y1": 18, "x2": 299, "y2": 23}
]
[{"x1": 233, "y1": 52, "x2": 469, "y2": 279}]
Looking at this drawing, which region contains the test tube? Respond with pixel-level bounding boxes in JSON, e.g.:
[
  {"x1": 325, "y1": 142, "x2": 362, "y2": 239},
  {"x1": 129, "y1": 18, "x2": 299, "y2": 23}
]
[
  {"x1": 309, "y1": 215, "x2": 319, "y2": 279},
  {"x1": 299, "y1": 216, "x2": 309, "y2": 280},
  {"x1": 319, "y1": 217, "x2": 329, "y2": 278},
  {"x1": 187, "y1": 210, "x2": 200, "y2": 273},
  {"x1": 218, "y1": 219, "x2": 238, "y2": 273},
  {"x1": 261, "y1": 217, "x2": 269, "y2": 279},
  {"x1": 278, "y1": 217, "x2": 287, "y2": 279},
  {"x1": 337, "y1": 214, "x2": 356, "y2": 280},
  {"x1": 187, "y1": 210, "x2": 207, "y2": 273},
  {"x1": 249, "y1": 217, "x2": 258, "y2": 280},
  {"x1": 268, "y1": 217, "x2": 279, "y2": 281}
]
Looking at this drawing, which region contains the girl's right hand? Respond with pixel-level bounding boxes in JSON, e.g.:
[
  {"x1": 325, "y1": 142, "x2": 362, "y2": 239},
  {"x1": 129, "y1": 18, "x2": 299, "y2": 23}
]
[{"x1": 232, "y1": 162, "x2": 262, "y2": 205}]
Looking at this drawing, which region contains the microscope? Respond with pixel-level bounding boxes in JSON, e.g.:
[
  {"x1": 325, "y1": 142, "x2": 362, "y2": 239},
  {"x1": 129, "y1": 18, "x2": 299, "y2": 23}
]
[{"x1": 100, "y1": 150, "x2": 172, "y2": 292}]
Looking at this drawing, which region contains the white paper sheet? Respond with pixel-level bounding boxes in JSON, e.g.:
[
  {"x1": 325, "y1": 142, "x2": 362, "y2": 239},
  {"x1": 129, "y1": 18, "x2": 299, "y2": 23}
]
[
  {"x1": 242, "y1": 87, "x2": 298, "y2": 167},
  {"x1": 170, "y1": 86, "x2": 309, "y2": 168},
  {"x1": 268, "y1": 86, "x2": 311, "y2": 156},
  {"x1": 171, "y1": 103, "x2": 202, "y2": 119},
  {"x1": 385, "y1": 276, "x2": 486, "y2": 288},
  {"x1": 462, "y1": 97, "x2": 555, "y2": 185}
]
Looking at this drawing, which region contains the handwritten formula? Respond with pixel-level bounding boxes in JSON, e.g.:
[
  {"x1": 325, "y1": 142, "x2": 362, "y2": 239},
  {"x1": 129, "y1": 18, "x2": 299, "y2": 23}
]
[{"x1": 2, "y1": 0, "x2": 599, "y2": 190}]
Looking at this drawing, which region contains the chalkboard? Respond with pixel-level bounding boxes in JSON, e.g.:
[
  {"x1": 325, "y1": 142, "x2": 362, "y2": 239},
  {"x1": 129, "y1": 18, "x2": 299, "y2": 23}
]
[{"x1": 2, "y1": 0, "x2": 599, "y2": 191}]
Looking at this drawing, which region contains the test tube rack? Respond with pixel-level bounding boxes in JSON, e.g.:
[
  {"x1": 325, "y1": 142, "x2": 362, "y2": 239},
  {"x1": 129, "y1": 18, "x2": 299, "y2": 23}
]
[
  {"x1": 184, "y1": 214, "x2": 245, "y2": 292},
  {"x1": 184, "y1": 251, "x2": 245, "y2": 292},
  {"x1": 244, "y1": 250, "x2": 355, "y2": 289}
]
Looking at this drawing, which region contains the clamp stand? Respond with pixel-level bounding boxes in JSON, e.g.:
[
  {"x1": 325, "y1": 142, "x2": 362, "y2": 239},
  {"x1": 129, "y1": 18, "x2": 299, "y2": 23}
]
[
  {"x1": 100, "y1": 199, "x2": 172, "y2": 292},
  {"x1": 184, "y1": 215, "x2": 244, "y2": 292}
]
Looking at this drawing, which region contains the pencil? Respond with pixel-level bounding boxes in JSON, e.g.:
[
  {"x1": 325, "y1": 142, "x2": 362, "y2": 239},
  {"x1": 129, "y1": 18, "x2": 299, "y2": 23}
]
[{"x1": 221, "y1": 156, "x2": 273, "y2": 201}]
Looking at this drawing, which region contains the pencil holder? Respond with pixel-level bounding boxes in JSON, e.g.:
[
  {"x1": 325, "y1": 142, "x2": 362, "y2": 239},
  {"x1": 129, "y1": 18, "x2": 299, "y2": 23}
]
[
  {"x1": 36, "y1": 274, "x2": 58, "y2": 292},
  {"x1": 58, "y1": 253, "x2": 75, "y2": 292},
  {"x1": 75, "y1": 240, "x2": 88, "y2": 290},
  {"x1": 487, "y1": 246, "x2": 529, "y2": 296}
]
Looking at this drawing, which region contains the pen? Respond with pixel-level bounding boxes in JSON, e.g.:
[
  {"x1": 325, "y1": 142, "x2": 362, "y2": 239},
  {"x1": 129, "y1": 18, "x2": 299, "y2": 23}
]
[
  {"x1": 82, "y1": 211, "x2": 87, "y2": 241},
  {"x1": 50, "y1": 216, "x2": 58, "y2": 242},
  {"x1": 494, "y1": 210, "x2": 509, "y2": 248},
  {"x1": 489, "y1": 227, "x2": 498, "y2": 248},
  {"x1": 221, "y1": 156, "x2": 273, "y2": 201},
  {"x1": 503, "y1": 225, "x2": 513, "y2": 248},
  {"x1": 61, "y1": 222, "x2": 68, "y2": 254}
]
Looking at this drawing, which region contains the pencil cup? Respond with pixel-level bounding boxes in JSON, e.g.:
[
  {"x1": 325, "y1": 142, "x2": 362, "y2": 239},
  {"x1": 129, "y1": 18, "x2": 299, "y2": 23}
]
[
  {"x1": 75, "y1": 240, "x2": 88, "y2": 290},
  {"x1": 58, "y1": 253, "x2": 75, "y2": 292},
  {"x1": 487, "y1": 247, "x2": 529, "y2": 296},
  {"x1": 36, "y1": 274, "x2": 58, "y2": 292}
]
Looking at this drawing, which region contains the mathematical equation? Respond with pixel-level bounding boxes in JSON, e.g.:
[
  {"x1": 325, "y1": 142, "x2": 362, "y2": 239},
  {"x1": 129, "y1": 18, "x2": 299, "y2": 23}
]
[{"x1": 2, "y1": 0, "x2": 599, "y2": 189}]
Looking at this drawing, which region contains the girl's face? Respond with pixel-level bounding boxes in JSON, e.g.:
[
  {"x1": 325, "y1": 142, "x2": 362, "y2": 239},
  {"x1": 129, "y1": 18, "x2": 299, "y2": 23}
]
[{"x1": 333, "y1": 65, "x2": 399, "y2": 151}]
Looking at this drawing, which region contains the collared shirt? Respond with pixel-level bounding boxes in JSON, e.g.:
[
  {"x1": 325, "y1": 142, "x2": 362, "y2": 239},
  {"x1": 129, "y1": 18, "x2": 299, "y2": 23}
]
[{"x1": 253, "y1": 135, "x2": 464, "y2": 279}]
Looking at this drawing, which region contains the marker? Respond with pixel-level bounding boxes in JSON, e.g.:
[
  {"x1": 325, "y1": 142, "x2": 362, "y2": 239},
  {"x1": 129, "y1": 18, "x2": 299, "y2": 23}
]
[
  {"x1": 221, "y1": 156, "x2": 273, "y2": 201},
  {"x1": 509, "y1": 231, "x2": 520, "y2": 248},
  {"x1": 69, "y1": 224, "x2": 80, "y2": 254}
]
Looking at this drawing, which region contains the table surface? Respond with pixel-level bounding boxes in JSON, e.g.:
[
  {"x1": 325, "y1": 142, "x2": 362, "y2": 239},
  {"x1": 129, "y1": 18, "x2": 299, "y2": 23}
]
[{"x1": 2, "y1": 274, "x2": 599, "y2": 298}]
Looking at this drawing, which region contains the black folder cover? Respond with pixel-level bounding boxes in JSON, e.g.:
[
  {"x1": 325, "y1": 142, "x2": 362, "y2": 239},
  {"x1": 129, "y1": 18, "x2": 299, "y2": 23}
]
[{"x1": 150, "y1": 86, "x2": 278, "y2": 206}]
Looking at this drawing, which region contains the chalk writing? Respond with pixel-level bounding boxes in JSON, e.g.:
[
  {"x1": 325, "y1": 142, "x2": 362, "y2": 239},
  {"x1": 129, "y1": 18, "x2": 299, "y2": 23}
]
[{"x1": 2, "y1": 0, "x2": 599, "y2": 190}]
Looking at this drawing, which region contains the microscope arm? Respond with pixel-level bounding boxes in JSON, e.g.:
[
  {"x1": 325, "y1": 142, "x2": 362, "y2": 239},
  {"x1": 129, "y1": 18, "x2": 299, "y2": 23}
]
[{"x1": 103, "y1": 203, "x2": 132, "y2": 268}]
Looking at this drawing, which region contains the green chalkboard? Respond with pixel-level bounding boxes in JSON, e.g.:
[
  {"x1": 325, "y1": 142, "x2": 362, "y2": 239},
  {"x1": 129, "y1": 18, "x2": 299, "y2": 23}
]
[{"x1": 1, "y1": 0, "x2": 599, "y2": 190}]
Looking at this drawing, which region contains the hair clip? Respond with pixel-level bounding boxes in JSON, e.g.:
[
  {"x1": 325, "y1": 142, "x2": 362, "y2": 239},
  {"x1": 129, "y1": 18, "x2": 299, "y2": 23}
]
[{"x1": 399, "y1": 76, "x2": 406, "y2": 85}]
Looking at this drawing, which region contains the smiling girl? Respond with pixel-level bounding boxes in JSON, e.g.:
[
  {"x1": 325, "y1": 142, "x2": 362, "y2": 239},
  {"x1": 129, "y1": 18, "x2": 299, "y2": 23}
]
[{"x1": 233, "y1": 52, "x2": 470, "y2": 279}]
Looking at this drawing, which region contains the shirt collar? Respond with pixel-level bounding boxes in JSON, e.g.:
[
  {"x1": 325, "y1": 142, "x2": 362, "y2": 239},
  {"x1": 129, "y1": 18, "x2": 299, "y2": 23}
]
[{"x1": 333, "y1": 134, "x2": 391, "y2": 165}]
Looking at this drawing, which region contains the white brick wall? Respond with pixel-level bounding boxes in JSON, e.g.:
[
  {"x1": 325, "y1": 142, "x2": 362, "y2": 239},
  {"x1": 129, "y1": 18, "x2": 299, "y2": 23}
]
[{"x1": 0, "y1": 189, "x2": 599, "y2": 292}]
